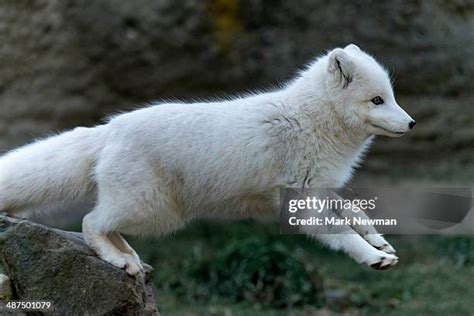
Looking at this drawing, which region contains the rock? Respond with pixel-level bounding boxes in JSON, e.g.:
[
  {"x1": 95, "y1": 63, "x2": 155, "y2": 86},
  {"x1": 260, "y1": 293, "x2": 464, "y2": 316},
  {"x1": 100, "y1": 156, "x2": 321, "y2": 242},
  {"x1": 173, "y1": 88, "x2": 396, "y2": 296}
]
[
  {"x1": 0, "y1": 274, "x2": 12, "y2": 300},
  {"x1": 0, "y1": 215, "x2": 159, "y2": 315}
]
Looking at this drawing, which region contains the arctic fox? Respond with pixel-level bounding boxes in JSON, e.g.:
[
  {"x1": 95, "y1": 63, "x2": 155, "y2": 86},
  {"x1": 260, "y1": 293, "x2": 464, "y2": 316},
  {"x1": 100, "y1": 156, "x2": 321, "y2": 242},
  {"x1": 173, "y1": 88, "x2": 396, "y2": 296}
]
[{"x1": 0, "y1": 44, "x2": 415, "y2": 275}]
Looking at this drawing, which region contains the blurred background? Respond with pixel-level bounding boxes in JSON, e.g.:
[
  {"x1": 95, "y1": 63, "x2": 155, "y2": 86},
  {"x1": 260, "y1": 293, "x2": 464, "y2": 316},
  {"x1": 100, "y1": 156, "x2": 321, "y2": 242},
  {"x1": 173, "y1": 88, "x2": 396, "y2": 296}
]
[{"x1": 1, "y1": 0, "x2": 473, "y2": 315}]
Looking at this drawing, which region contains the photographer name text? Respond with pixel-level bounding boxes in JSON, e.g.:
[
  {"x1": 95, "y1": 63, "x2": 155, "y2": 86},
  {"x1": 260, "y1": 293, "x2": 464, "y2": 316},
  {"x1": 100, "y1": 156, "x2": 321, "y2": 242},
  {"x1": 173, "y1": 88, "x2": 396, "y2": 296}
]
[{"x1": 288, "y1": 216, "x2": 397, "y2": 226}]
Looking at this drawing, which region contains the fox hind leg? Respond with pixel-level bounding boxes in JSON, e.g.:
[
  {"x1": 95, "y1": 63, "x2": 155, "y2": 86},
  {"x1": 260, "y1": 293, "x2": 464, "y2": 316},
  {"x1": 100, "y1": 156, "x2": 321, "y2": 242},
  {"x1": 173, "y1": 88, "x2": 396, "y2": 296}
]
[
  {"x1": 108, "y1": 232, "x2": 144, "y2": 274},
  {"x1": 86, "y1": 149, "x2": 187, "y2": 275},
  {"x1": 108, "y1": 232, "x2": 140, "y2": 261},
  {"x1": 83, "y1": 211, "x2": 143, "y2": 275}
]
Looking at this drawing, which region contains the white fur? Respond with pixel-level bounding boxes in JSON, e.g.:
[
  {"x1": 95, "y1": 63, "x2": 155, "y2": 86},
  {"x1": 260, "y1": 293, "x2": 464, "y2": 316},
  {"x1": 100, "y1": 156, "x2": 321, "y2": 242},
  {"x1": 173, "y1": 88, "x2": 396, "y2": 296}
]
[{"x1": 0, "y1": 45, "x2": 414, "y2": 274}]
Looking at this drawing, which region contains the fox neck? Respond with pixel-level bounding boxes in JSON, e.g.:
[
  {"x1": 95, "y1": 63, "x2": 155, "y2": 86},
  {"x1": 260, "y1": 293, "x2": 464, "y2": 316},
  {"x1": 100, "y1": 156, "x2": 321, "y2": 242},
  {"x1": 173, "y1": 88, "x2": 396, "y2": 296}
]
[
  {"x1": 283, "y1": 68, "x2": 369, "y2": 150},
  {"x1": 276, "y1": 72, "x2": 372, "y2": 187}
]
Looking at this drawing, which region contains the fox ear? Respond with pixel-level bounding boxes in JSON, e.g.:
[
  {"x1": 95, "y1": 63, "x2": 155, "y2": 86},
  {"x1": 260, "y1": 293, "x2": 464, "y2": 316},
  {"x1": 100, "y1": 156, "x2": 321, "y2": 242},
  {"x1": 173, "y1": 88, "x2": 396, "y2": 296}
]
[
  {"x1": 328, "y1": 48, "x2": 354, "y2": 88},
  {"x1": 344, "y1": 43, "x2": 361, "y2": 52}
]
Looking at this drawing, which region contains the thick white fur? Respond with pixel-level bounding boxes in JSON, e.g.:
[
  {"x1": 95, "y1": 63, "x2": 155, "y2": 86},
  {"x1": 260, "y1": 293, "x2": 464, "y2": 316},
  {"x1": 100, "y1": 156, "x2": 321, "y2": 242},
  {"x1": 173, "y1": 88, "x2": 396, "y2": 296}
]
[{"x1": 0, "y1": 45, "x2": 414, "y2": 274}]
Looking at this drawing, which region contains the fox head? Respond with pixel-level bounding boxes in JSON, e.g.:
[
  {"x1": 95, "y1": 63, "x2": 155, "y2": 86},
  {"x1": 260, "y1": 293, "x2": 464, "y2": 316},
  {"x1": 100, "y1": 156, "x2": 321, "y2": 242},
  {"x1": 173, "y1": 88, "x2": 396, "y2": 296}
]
[{"x1": 324, "y1": 44, "x2": 415, "y2": 137}]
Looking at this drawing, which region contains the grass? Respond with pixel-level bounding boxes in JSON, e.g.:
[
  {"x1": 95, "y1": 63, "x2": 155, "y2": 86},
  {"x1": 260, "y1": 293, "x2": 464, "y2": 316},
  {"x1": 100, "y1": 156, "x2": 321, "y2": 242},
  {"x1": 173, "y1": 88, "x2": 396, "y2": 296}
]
[{"x1": 128, "y1": 220, "x2": 474, "y2": 316}]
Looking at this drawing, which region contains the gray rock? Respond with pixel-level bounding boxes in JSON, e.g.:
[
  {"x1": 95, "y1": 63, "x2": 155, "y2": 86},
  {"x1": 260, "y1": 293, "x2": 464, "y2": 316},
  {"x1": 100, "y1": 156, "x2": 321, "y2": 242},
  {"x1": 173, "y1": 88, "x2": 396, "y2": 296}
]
[
  {"x1": 0, "y1": 215, "x2": 159, "y2": 315},
  {"x1": 0, "y1": 274, "x2": 12, "y2": 300}
]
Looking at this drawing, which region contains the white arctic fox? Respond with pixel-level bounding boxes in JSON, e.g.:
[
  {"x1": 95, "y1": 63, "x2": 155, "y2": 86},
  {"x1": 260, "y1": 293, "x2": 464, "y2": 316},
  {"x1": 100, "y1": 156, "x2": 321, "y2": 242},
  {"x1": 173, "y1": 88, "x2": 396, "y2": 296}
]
[{"x1": 0, "y1": 44, "x2": 415, "y2": 275}]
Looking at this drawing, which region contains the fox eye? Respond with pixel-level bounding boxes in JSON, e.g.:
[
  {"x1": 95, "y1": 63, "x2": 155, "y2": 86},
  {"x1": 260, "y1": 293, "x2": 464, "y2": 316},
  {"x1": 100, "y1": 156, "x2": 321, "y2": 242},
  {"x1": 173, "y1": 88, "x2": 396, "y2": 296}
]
[{"x1": 371, "y1": 96, "x2": 384, "y2": 105}]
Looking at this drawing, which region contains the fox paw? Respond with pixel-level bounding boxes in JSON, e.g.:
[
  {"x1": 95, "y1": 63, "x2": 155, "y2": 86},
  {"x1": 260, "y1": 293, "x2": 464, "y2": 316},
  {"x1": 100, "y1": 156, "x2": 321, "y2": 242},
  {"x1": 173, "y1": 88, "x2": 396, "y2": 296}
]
[
  {"x1": 123, "y1": 254, "x2": 144, "y2": 276},
  {"x1": 369, "y1": 253, "x2": 399, "y2": 270},
  {"x1": 376, "y1": 243, "x2": 396, "y2": 254},
  {"x1": 364, "y1": 234, "x2": 396, "y2": 254},
  {"x1": 101, "y1": 254, "x2": 127, "y2": 270},
  {"x1": 99, "y1": 254, "x2": 143, "y2": 276}
]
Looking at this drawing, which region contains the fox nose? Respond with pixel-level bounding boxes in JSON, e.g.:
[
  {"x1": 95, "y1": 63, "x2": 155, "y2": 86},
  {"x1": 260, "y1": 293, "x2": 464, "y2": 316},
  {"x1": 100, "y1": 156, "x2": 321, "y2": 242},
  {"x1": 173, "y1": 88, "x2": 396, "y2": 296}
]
[{"x1": 408, "y1": 120, "x2": 416, "y2": 129}]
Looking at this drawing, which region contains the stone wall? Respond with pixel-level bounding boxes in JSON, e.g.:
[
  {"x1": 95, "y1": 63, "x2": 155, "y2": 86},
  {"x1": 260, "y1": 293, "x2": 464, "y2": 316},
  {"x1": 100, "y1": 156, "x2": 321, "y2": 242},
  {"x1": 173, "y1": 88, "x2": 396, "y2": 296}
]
[{"x1": 0, "y1": 0, "x2": 473, "y2": 179}]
